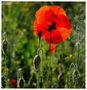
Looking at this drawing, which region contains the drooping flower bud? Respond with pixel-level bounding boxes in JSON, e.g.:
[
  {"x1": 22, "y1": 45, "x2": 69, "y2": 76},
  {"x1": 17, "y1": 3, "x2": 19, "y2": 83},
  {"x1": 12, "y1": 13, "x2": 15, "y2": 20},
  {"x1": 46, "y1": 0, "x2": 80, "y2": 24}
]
[
  {"x1": 18, "y1": 77, "x2": 25, "y2": 88},
  {"x1": 17, "y1": 68, "x2": 25, "y2": 88},
  {"x1": 2, "y1": 32, "x2": 8, "y2": 54},
  {"x1": 33, "y1": 55, "x2": 41, "y2": 71}
]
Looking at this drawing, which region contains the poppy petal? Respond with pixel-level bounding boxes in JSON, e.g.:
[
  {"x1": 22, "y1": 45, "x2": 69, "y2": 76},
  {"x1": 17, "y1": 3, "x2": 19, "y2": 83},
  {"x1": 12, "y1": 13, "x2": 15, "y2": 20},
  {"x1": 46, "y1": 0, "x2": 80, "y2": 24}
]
[
  {"x1": 49, "y1": 6, "x2": 66, "y2": 16},
  {"x1": 57, "y1": 15, "x2": 72, "y2": 29},
  {"x1": 58, "y1": 27, "x2": 72, "y2": 41},
  {"x1": 44, "y1": 30, "x2": 63, "y2": 44},
  {"x1": 35, "y1": 6, "x2": 66, "y2": 24},
  {"x1": 44, "y1": 10, "x2": 57, "y2": 25},
  {"x1": 34, "y1": 20, "x2": 46, "y2": 37},
  {"x1": 35, "y1": 6, "x2": 49, "y2": 23}
]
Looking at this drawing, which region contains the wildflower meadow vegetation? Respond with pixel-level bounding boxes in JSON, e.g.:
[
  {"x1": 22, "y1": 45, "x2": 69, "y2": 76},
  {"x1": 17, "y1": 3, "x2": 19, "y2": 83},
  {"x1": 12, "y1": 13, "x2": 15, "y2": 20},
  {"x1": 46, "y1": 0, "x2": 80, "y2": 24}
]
[{"x1": 2, "y1": 1, "x2": 85, "y2": 88}]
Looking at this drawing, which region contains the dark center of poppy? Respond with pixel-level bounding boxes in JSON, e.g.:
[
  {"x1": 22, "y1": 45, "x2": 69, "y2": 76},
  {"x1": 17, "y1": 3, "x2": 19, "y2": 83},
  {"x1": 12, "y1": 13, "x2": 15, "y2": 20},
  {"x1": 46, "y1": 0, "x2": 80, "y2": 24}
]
[
  {"x1": 47, "y1": 22, "x2": 56, "y2": 32},
  {"x1": 38, "y1": 30, "x2": 42, "y2": 37}
]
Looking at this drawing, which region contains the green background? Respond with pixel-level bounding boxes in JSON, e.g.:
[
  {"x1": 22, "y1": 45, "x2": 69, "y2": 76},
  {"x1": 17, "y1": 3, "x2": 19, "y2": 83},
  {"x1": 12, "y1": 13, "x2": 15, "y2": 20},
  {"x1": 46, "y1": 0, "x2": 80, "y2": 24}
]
[{"x1": 2, "y1": 1, "x2": 85, "y2": 88}]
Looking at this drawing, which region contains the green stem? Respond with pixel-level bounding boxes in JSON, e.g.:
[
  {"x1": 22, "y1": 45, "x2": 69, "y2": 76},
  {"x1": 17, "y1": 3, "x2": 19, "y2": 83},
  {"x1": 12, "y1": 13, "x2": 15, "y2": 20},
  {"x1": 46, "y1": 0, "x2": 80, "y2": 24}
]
[
  {"x1": 50, "y1": 31, "x2": 53, "y2": 87},
  {"x1": 49, "y1": 31, "x2": 52, "y2": 52}
]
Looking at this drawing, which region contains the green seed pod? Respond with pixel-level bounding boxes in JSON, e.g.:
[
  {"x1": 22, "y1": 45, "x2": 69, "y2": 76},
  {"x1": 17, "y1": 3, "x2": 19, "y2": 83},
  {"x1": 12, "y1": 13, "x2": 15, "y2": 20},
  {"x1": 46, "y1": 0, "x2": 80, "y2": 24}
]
[
  {"x1": 2, "y1": 39, "x2": 8, "y2": 54},
  {"x1": 17, "y1": 68, "x2": 25, "y2": 88},
  {"x1": 18, "y1": 77, "x2": 25, "y2": 88},
  {"x1": 33, "y1": 55, "x2": 41, "y2": 71},
  {"x1": 2, "y1": 32, "x2": 8, "y2": 54}
]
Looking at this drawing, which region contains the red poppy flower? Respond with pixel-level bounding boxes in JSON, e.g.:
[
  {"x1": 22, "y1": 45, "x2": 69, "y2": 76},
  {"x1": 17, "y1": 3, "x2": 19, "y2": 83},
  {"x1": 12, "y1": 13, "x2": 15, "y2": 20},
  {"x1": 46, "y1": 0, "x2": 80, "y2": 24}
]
[
  {"x1": 34, "y1": 6, "x2": 72, "y2": 44},
  {"x1": 9, "y1": 79, "x2": 17, "y2": 88}
]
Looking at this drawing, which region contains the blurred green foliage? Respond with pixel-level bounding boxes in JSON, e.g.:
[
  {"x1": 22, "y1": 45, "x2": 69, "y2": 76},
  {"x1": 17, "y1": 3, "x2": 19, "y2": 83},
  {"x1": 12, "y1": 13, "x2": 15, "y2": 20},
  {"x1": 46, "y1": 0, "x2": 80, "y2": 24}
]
[{"x1": 2, "y1": 1, "x2": 85, "y2": 88}]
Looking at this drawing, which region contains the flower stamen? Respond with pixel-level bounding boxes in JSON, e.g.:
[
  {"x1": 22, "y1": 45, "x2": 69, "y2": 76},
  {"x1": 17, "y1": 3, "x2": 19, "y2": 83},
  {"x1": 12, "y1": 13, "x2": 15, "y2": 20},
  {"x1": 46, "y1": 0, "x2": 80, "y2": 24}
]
[{"x1": 48, "y1": 22, "x2": 56, "y2": 32}]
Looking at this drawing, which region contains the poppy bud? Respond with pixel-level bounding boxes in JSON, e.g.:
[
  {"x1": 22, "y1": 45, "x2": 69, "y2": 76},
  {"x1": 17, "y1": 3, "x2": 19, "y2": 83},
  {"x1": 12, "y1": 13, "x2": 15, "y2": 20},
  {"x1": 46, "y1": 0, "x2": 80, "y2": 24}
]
[
  {"x1": 33, "y1": 55, "x2": 41, "y2": 71},
  {"x1": 2, "y1": 32, "x2": 8, "y2": 54},
  {"x1": 17, "y1": 68, "x2": 25, "y2": 88},
  {"x1": 18, "y1": 77, "x2": 25, "y2": 88},
  {"x1": 38, "y1": 30, "x2": 42, "y2": 38},
  {"x1": 2, "y1": 39, "x2": 8, "y2": 54}
]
